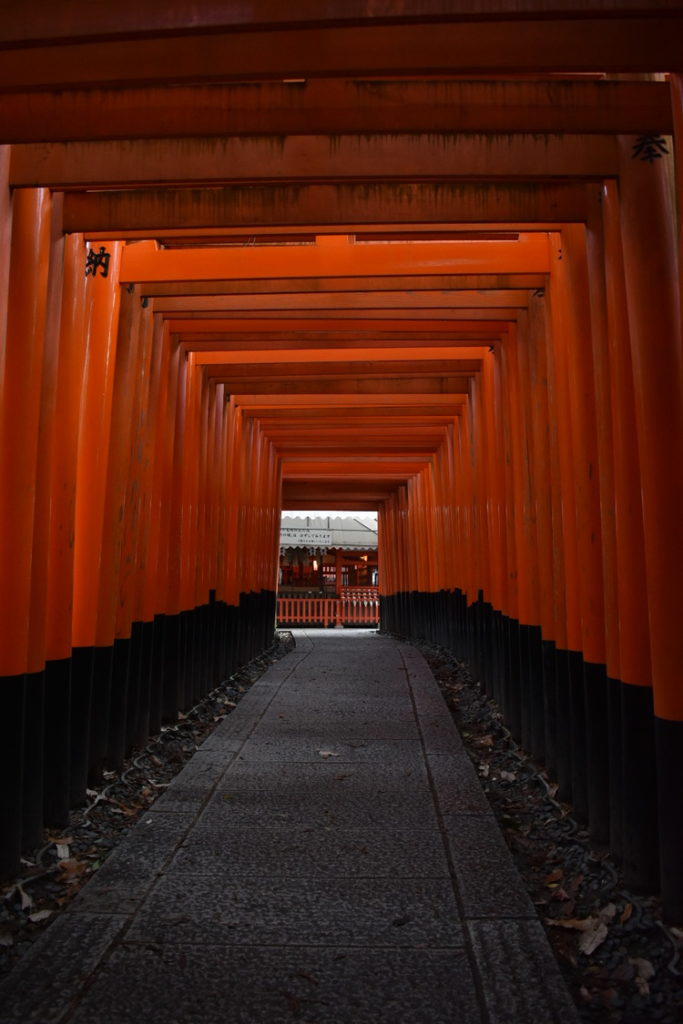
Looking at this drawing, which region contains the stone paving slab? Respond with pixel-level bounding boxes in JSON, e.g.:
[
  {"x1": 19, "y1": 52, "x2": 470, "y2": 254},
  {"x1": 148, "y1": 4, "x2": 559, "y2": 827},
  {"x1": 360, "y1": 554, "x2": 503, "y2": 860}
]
[
  {"x1": 67, "y1": 812, "x2": 196, "y2": 915},
  {"x1": 250, "y1": 714, "x2": 421, "y2": 740},
  {"x1": 200, "y1": 768, "x2": 439, "y2": 830},
  {"x1": 171, "y1": 825, "x2": 450, "y2": 877},
  {"x1": 468, "y1": 919, "x2": 581, "y2": 1023},
  {"x1": 126, "y1": 875, "x2": 464, "y2": 948},
  {"x1": 427, "y1": 750, "x2": 494, "y2": 815},
  {"x1": 0, "y1": 913, "x2": 128, "y2": 1023},
  {"x1": 445, "y1": 815, "x2": 537, "y2": 918},
  {"x1": 68, "y1": 946, "x2": 482, "y2": 1024},
  {"x1": 0, "y1": 628, "x2": 579, "y2": 1024},
  {"x1": 236, "y1": 735, "x2": 424, "y2": 763}
]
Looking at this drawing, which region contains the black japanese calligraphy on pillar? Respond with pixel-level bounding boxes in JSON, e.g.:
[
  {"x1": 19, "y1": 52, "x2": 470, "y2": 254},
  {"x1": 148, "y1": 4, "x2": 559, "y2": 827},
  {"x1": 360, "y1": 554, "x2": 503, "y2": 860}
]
[
  {"x1": 85, "y1": 245, "x2": 111, "y2": 278},
  {"x1": 632, "y1": 135, "x2": 670, "y2": 164}
]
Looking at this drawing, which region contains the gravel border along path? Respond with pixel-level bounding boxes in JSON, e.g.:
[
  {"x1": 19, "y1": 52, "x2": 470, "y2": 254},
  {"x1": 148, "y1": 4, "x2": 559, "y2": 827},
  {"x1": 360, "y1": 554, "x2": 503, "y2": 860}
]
[{"x1": 409, "y1": 637, "x2": 682, "y2": 1024}]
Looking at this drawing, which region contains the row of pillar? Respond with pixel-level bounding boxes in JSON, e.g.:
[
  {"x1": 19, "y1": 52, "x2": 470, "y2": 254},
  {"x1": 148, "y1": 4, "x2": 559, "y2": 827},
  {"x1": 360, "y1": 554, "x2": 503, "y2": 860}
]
[
  {"x1": 0, "y1": 179, "x2": 282, "y2": 878},
  {"x1": 380, "y1": 136, "x2": 683, "y2": 920}
]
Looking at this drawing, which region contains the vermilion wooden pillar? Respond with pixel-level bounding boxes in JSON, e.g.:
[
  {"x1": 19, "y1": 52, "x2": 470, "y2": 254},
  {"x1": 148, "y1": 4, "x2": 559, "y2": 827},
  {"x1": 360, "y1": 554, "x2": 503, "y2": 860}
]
[
  {"x1": 24, "y1": 192, "x2": 66, "y2": 846},
  {"x1": 71, "y1": 240, "x2": 122, "y2": 802},
  {"x1": 583, "y1": 200, "x2": 620, "y2": 846},
  {"x1": 617, "y1": 132, "x2": 683, "y2": 917},
  {"x1": 0, "y1": 188, "x2": 51, "y2": 867},
  {"x1": 93, "y1": 284, "x2": 147, "y2": 770},
  {"x1": 550, "y1": 226, "x2": 608, "y2": 828},
  {"x1": 546, "y1": 239, "x2": 584, "y2": 806},
  {"x1": 513, "y1": 315, "x2": 548, "y2": 761},
  {"x1": 600, "y1": 180, "x2": 654, "y2": 872},
  {"x1": 44, "y1": 232, "x2": 89, "y2": 826}
]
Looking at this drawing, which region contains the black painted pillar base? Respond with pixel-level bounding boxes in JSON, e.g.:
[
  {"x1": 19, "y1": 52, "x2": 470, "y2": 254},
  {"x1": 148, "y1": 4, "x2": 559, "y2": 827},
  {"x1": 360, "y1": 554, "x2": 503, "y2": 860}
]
[
  {"x1": 133, "y1": 620, "x2": 154, "y2": 750},
  {"x1": 69, "y1": 647, "x2": 93, "y2": 806},
  {"x1": 161, "y1": 614, "x2": 181, "y2": 723},
  {"x1": 568, "y1": 649, "x2": 588, "y2": 825},
  {"x1": 0, "y1": 674, "x2": 25, "y2": 878},
  {"x1": 107, "y1": 636, "x2": 131, "y2": 770},
  {"x1": 22, "y1": 670, "x2": 45, "y2": 851},
  {"x1": 655, "y1": 717, "x2": 683, "y2": 922},
  {"x1": 555, "y1": 649, "x2": 573, "y2": 803},
  {"x1": 621, "y1": 683, "x2": 659, "y2": 892},
  {"x1": 43, "y1": 658, "x2": 71, "y2": 828},
  {"x1": 88, "y1": 645, "x2": 112, "y2": 785},
  {"x1": 149, "y1": 614, "x2": 165, "y2": 735},
  {"x1": 125, "y1": 622, "x2": 144, "y2": 752},
  {"x1": 584, "y1": 661, "x2": 610, "y2": 845},
  {"x1": 526, "y1": 625, "x2": 545, "y2": 762},
  {"x1": 607, "y1": 675, "x2": 624, "y2": 863},
  {"x1": 542, "y1": 639, "x2": 558, "y2": 779},
  {"x1": 505, "y1": 617, "x2": 522, "y2": 743}
]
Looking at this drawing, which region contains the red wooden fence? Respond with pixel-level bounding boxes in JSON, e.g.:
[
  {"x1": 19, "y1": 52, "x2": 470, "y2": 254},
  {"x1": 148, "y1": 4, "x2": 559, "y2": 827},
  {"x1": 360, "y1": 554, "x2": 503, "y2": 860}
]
[{"x1": 277, "y1": 587, "x2": 380, "y2": 627}]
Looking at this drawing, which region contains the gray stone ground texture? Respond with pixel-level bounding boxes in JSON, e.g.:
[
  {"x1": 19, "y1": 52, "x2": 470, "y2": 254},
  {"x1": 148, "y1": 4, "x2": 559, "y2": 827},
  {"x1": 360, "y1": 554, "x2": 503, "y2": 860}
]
[{"x1": 0, "y1": 630, "x2": 579, "y2": 1023}]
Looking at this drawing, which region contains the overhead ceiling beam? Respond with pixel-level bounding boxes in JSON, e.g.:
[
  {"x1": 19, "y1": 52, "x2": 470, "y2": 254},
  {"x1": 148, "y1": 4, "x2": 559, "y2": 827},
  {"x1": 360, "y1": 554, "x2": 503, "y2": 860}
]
[
  {"x1": 191, "y1": 346, "x2": 485, "y2": 366},
  {"x1": 0, "y1": 13, "x2": 681, "y2": 88},
  {"x1": 169, "y1": 317, "x2": 510, "y2": 336},
  {"x1": 120, "y1": 235, "x2": 551, "y2": 282},
  {"x1": 141, "y1": 274, "x2": 546, "y2": 297},
  {"x1": 176, "y1": 337, "x2": 507, "y2": 354},
  {"x1": 165, "y1": 307, "x2": 521, "y2": 322},
  {"x1": 1, "y1": 3, "x2": 676, "y2": 45},
  {"x1": 10, "y1": 134, "x2": 618, "y2": 188},
  {"x1": 213, "y1": 379, "x2": 472, "y2": 394},
  {"x1": 0, "y1": 80, "x2": 670, "y2": 143},
  {"x1": 150, "y1": 290, "x2": 529, "y2": 313}
]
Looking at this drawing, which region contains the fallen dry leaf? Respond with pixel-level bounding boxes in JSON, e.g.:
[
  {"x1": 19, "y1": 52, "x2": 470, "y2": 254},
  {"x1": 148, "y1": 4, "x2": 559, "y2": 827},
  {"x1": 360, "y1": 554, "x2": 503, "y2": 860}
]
[
  {"x1": 28, "y1": 909, "x2": 52, "y2": 923},
  {"x1": 620, "y1": 902, "x2": 633, "y2": 924},
  {"x1": 546, "y1": 916, "x2": 591, "y2": 931},
  {"x1": 17, "y1": 884, "x2": 33, "y2": 910},
  {"x1": 500, "y1": 770, "x2": 516, "y2": 782},
  {"x1": 544, "y1": 868, "x2": 563, "y2": 886},
  {"x1": 579, "y1": 919, "x2": 608, "y2": 955},
  {"x1": 57, "y1": 859, "x2": 89, "y2": 881}
]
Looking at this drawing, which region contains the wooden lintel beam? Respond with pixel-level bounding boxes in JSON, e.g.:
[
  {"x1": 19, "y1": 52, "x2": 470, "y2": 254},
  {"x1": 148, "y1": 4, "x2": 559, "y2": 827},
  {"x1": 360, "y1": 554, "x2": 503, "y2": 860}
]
[
  {"x1": 205, "y1": 378, "x2": 472, "y2": 396},
  {"x1": 0, "y1": 80, "x2": 671, "y2": 143},
  {"x1": 167, "y1": 308, "x2": 521, "y2": 322},
  {"x1": 177, "y1": 336, "x2": 502, "y2": 350},
  {"x1": 150, "y1": 290, "x2": 530, "y2": 313},
  {"x1": 170, "y1": 317, "x2": 509, "y2": 335},
  {"x1": 192, "y1": 346, "x2": 485, "y2": 365},
  {"x1": 10, "y1": 134, "x2": 618, "y2": 189},
  {"x1": 130, "y1": 274, "x2": 547, "y2": 297},
  {"x1": 170, "y1": 317, "x2": 508, "y2": 334},
  {"x1": 120, "y1": 235, "x2": 550, "y2": 283},
  {"x1": 2, "y1": 4, "x2": 677, "y2": 46},
  {"x1": 233, "y1": 393, "x2": 465, "y2": 407},
  {"x1": 0, "y1": 14, "x2": 681, "y2": 88}
]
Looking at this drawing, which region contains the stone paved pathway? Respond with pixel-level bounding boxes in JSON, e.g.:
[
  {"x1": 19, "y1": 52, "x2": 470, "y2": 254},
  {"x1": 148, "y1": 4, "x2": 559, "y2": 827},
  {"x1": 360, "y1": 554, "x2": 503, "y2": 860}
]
[{"x1": 0, "y1": 629, "x2": 579, "y2": 1023}]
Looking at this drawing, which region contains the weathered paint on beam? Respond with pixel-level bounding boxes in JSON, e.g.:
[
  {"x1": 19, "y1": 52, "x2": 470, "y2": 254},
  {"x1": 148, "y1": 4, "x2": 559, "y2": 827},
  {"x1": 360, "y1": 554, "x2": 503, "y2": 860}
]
[
  {"x1": 120, "y1": 235, "x2": 551, "y2": 282},
  {"x1": 0, "y1": 80, "x2": 670, "y2": 142},
  {"x1": 0, "y1": 13, "x2": 681, "y2": 87},
  {"x1": 167, "y1": 317, "x2": 510, "y2": 335},
  {"x1": 11, "y1": 135, "x2": 618, "y2": 189},
  {"x1": 1, "y1": 2, "x2": 676, "y2": 45},
  {"x1": 201, "y1": 378, "x2": 472, "y2": 395},
  {"x1": 140, "y1": 274, "x2": 546, "y2": 297},
  {"x1": 190, "y1": 346, "x2": 486, "y2": 366},
  {"x1": 149, "y1": 290, "x2": 529, "y2": 313}
]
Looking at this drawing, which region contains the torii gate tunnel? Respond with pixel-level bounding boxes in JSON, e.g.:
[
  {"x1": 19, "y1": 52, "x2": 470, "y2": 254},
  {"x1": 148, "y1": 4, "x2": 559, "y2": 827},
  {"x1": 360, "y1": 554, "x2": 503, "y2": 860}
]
[{"x1": 1, "y1": 4, "x2": 683, "y2": 921}]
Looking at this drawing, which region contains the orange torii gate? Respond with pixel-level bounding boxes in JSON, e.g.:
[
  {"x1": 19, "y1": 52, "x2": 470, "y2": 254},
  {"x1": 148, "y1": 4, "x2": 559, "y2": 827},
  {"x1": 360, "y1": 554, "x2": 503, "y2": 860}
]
[{"x1": 0, "y1": 4, "x2": 682, "y2": 924}]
